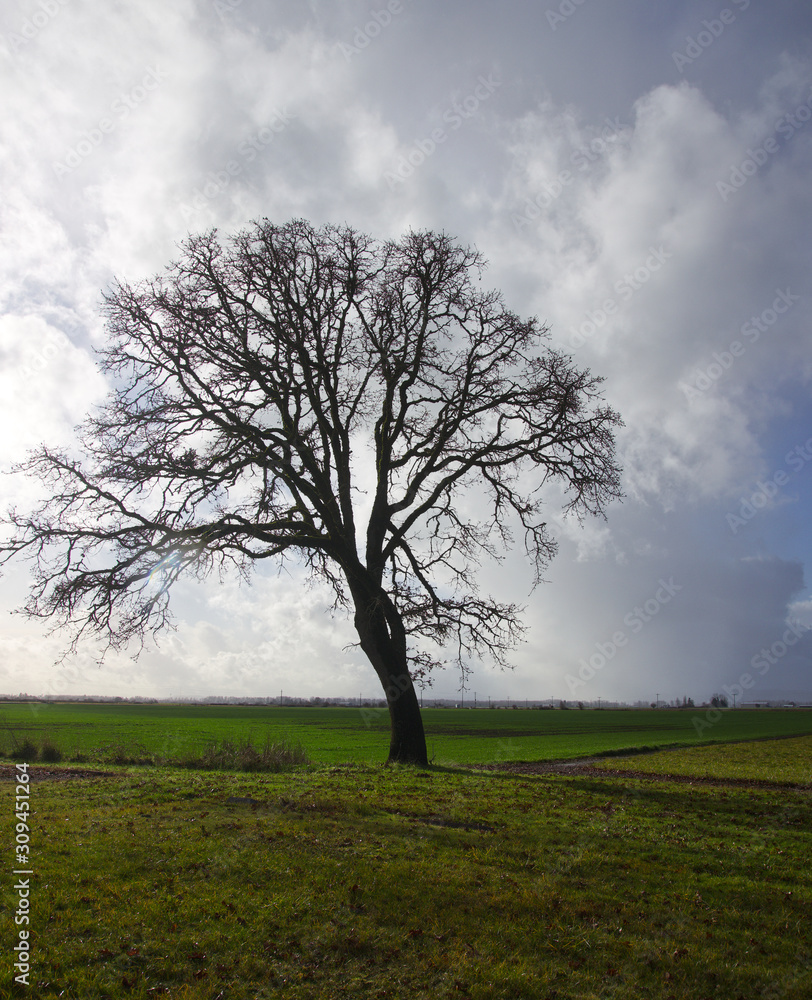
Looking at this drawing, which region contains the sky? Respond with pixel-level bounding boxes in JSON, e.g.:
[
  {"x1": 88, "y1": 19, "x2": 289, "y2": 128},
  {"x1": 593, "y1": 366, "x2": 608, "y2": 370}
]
[{"x1": 1, "y1": 0, "x2": 812, "y2": 706}]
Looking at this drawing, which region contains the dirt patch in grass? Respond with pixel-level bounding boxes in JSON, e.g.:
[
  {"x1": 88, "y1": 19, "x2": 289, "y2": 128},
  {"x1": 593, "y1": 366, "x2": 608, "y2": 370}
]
[
  {"x1": 0, "y1": 764, "x2": 119, "y2": 781},
  {"x1": 475, "y1": 758, "x2": 810, "y2": 790},
  {"x1": 393, "y1": 811, "x2": 499, "y2": 832}
]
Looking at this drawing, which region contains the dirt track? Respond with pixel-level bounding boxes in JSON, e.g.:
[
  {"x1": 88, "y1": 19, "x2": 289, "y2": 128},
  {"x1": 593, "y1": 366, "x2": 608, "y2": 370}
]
[
  {"x1": 473, "y1": 758, "x2": 810, "y2": 790},
  {"x1": 1, "y1": 761, "x2": 809, "y2": 792},
  {"x1": 0, "y1": 765, "x2": 118, "y2": 782}
]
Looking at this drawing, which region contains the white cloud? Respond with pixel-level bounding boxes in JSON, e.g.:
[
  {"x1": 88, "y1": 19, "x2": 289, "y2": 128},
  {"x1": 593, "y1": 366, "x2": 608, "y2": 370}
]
[
  {"x1": 1, "y1": 2, "x2": 810, "y2": 705},
  {"x1": 0, "y1": 314, "x2": 107, "y2": 467},
  {"x1": 486, "y1": 74, "x2": 812, "y2": 512}
]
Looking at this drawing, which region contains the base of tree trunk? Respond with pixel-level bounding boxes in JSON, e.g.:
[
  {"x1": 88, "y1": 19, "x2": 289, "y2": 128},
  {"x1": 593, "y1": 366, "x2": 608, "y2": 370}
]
[
  {"x1": 384, "y1": 674, "x2": 429, "y2": 766},
  {"x1": 387, "y1": 743, "x2": 429, "y2": 767}
]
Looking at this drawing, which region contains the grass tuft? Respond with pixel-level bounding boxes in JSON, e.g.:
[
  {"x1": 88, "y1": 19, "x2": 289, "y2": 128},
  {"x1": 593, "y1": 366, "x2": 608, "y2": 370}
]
[
  {"x1": 83, "y1": 738, "x2": 156, "y2": 766},
  {"x1": 10, "y1": 736, "x2": 39, "y2": 761},
  {"x1": 0, "y1": 727, "x2": 310, "y2": 773},
  {"x1": 40, "y1": 738, "x2": 64, "y2": 763},
  {"x1": 188, "y1": 735, "x2": 311, "y2": 772}
]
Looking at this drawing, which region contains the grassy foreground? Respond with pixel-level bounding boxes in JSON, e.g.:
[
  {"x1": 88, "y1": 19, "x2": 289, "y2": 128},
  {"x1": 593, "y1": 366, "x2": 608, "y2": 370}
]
[{"x1": 3, "y1": 741, "x2": 811, "y2": 999}]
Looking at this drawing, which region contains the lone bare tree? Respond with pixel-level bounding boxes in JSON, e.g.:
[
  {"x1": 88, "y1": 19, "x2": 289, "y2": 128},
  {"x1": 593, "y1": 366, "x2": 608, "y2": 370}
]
[{"x1": 1, "y1": 220, "x2": 622, "y2": 764}]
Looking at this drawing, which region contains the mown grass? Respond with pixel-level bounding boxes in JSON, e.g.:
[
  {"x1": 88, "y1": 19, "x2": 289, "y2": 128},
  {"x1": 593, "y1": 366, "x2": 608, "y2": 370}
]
[
  {"x1": 3, "y1": 740, "x2": 811, "y2": 998},
  {"x1": 592, "y1": 733, "x2": 812, "y2": 786},
  {"x1": 2, "y1": 702, "x2": 811, "y2": 766}
]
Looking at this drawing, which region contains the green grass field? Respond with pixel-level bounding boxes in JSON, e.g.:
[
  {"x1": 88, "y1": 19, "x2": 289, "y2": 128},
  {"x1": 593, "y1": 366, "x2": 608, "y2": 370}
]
[
  {"x1": 2, "y1": 701, "x2": 812, "y2": 766},
  {"x1": 3, "y1": 704, "x2": 812, "y2": 997},
  {"x1": 591, "y1": 733, "x2": 812, "y2": 786},
  {"x1": 3, "y1": 737, "x2": 810, "y2": 999}
]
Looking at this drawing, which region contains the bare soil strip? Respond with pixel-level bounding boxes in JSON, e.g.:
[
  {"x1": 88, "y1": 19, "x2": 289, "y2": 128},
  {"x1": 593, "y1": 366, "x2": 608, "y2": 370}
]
[
  {"x1": 2, "y1": 759, "x2": 809, "y2": 791},
  {"x1": 473, "y1": 759, "x2": 811, "y2": 790},
  {"x1": 0, "y1": 765, "x2": 118, "y2": 781}
]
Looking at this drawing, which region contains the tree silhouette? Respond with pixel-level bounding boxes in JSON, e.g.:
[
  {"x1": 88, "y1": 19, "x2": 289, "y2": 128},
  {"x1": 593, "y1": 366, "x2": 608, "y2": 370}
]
[{"x1": 1, "y1": 220, "x2": 622, "y2": 764}]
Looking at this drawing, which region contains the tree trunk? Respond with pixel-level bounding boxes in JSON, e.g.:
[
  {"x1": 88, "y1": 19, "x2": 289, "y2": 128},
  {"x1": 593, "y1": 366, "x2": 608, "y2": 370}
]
[
  {"x1": 380, "y1": 667, "x2": 428, "y2": 765},
  {"x1": 349, "y1": 578, "x2": 429, "y2": 766}
]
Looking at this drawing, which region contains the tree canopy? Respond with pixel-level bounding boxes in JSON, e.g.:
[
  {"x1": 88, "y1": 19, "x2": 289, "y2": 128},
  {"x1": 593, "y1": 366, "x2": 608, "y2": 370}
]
[{"x1": 1, "y1": 219, "x2": 622, "y2": 763}]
